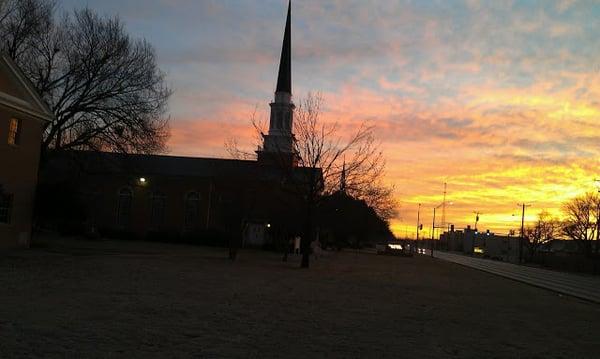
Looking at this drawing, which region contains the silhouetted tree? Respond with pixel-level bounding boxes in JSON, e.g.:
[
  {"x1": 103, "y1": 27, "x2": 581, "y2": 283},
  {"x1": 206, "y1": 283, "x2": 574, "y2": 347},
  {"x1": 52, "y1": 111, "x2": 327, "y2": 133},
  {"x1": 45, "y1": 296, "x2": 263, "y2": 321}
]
[
  {"x1": 524, "y1": 210, "x2": 559, "y2": 261},
  {"x1": 0, "y1": 1, "x2": 171, "y2": 154},
  {"x1": 561, "y1": 192, "x2": 600, "y2": 256},
  {"x1": 0, "y1": 0, "x2": 55, "y2": 59},
  {"x1": 318, "y1": 191, "x2": 394, "y2": 250},
  {"x1": 226, "y1": 92, "x2": 397, "y2": 213},
  {"x1": 227, "y1": 93, "x2": 397, "y2": 267}
]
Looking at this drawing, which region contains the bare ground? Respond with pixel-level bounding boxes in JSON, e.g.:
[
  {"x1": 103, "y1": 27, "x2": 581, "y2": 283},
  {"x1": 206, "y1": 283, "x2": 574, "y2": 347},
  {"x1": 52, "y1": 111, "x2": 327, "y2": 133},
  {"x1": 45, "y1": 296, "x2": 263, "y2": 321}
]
[{"x1": 0, "y1": 236, "x2": 599, "y2": 359}]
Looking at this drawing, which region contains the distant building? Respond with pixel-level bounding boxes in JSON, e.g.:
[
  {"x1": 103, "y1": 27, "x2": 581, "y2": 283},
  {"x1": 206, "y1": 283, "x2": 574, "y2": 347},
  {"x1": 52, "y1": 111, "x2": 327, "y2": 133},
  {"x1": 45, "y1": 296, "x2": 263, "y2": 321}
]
[
  {"x1": 440, "y1": 226, "x2": 521, "y2": 263},
  {"x1": 39, "y1": 2, "x2": 319, "y2": 246},
  {"x1": 0, "y1": 53, "x2": 53, "y2": 248}
]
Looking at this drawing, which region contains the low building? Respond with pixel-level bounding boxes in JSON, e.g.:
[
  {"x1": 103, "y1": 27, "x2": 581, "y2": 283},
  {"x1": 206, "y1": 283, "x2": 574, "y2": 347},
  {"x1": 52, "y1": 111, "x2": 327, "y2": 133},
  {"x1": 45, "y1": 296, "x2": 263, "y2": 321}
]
[
  {"x1": 0, "y1": 53, "x2": 53, "y2": 248},
  {"x1": 440, "y1": 226, "x2": 521, "y2": 263}
]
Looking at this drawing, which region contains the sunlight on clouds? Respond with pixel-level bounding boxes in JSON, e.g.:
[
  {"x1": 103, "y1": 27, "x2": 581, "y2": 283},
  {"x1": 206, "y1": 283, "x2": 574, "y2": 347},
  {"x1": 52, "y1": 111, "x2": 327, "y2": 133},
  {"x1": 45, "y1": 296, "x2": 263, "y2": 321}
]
[{"x1": 71, "y1": 0, "x2": 600, "y2": 239}]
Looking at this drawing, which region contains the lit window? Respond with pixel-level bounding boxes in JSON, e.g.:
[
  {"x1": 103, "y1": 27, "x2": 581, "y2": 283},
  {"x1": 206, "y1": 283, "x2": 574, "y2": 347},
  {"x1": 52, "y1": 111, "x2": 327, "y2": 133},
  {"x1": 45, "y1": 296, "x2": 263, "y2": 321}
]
[
  {"x1": 7, "y1": 118, "x2": 22, "y2": 145},
  {"x1": 151, "y1": 192, "x2": 166, "y2": 226},
  {"x1": 0, "y1": 193, "x2": 13, "y2": 224},
  {"x1": 184, "y1": 192, "x2": 200, "y2": 228},
  {"x1": 116, "y1": 187, "x2": 133, "y2": 227}
]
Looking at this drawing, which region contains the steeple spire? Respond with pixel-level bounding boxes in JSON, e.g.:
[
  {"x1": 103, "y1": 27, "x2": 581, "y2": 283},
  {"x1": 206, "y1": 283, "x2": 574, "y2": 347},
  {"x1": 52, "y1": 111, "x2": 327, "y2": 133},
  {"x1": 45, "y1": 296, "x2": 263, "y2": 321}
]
[
  {"x1": 276, "y1": 0, "x2": 291, "y2": 94},
  {"x1": 257, "y1": 0, "x2": 296, "y2": 167}
]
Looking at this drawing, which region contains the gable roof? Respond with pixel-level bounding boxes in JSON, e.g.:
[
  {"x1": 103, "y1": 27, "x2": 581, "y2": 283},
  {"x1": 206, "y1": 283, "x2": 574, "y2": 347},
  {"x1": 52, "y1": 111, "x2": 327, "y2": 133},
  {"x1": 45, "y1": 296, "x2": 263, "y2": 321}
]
[{"x1": 0, "y1": 53, "x2": 54, "y2": 123}]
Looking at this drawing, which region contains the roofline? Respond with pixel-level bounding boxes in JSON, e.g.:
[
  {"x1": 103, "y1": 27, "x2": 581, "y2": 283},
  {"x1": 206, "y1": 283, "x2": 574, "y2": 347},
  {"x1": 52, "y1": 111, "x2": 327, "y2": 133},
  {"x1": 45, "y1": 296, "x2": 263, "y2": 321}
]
[
  {"x1": 62, "y1": 149, "x2": 260, "y2": 164},
  {"x1": 0, "y1": 92, "x2": 54, "y2": 122},
  {"x1": 58, "y1": 150, "x2": 320, "y2": 171},
  {"x1": 0, "y1": 53, "x2": 55, "y2": 123}
]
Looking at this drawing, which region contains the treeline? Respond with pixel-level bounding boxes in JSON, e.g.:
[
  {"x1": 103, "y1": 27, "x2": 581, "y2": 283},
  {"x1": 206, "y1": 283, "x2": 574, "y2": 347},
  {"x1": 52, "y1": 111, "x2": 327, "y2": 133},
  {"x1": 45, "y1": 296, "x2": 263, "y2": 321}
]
[{"x1": 524, "y1": 192, "x2": 600, "y2": 259}]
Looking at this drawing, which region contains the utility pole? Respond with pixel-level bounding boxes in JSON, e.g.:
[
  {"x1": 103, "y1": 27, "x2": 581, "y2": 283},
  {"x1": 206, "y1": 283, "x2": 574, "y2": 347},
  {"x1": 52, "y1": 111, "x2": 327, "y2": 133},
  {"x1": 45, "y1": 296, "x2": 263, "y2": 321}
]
[
  {"x1": 518, "y1": 203, "x2": 531, "y2": 263},
  {"x1": 430, "y1": 201, "x2": 449, "y2": 258},
  {"x1": 416, "y1": 203, "x2": 421, "y2": 253},
  {"x1": 431, "y1": 207, "x2": 437, "y2": 258},
  {"x1": 595, "y1": 180, "x2": 600, "y2": 254}
]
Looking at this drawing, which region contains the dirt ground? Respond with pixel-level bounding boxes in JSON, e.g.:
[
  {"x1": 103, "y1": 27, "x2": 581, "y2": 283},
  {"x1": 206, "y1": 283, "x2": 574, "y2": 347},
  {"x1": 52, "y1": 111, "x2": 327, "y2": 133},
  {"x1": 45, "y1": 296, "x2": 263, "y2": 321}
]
[{"x1": 0, "y1": 237, "x2": 599, "y2": 359}]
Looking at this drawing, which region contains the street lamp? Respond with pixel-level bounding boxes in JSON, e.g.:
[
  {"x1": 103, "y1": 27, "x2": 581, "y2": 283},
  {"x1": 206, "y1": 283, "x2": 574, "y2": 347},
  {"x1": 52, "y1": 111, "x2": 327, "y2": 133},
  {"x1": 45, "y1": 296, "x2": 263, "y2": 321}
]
[
  {"x1": 431, "y1": 202, "x2": 453, "y2": 258},
  {"x1": 517, "y1": 203, "x2": 531, "y2": 264},
  {"x1": 594, "y1": 180, "x2": 600, "y2": 249},
  {"x1": 416, "y1": 203, "x2": 421, "y2": 253}
]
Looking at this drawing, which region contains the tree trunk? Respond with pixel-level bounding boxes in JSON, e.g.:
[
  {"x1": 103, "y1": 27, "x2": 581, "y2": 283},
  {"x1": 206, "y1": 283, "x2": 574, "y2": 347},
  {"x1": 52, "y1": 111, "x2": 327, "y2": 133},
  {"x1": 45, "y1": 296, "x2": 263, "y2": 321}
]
[
  {"x1": 301, "y1": 199, "x2": 314, "y2": 268},
  {"x1": 282, "y1": 232, "x2": 290, "y2": 262}
]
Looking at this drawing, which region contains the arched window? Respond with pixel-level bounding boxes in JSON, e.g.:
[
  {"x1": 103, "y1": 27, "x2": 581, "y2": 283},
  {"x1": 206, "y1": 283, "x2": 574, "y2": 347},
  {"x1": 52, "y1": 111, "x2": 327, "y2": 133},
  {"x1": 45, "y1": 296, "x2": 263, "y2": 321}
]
[
  {"x1": 116, "y1": 187, "x2": 133, "y2": 227},
  {"x1": 151, "y1": 191, "x2": 167, "y2": 227},
  {"x1": 277, "y1": 112, "x2": 284, "y2": 129},
  {"x1": 184, "y1": 192, "x2": 200, "y2": 228}
]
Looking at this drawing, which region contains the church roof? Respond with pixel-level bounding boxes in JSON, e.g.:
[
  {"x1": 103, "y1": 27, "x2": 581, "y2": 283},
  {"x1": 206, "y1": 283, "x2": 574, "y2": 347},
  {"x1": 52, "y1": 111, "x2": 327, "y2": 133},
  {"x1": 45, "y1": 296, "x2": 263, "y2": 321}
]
[
  {"x1": 0, "y1": 53, "x2": 54, "y2": 123},
  {"x1": 45, "y1": 150, "x2": 318, "y2": 184},
  {"x1": 275, "y1": 1, "x2": 292, "y2": 94}
]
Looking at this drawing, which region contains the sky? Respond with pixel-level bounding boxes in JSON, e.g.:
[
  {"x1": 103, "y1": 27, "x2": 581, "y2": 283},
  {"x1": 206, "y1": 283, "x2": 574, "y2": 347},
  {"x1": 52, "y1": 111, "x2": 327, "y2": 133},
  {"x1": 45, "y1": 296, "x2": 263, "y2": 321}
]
[{"x1": 61, "y1": 0, "x2": 600, "y2": 238}]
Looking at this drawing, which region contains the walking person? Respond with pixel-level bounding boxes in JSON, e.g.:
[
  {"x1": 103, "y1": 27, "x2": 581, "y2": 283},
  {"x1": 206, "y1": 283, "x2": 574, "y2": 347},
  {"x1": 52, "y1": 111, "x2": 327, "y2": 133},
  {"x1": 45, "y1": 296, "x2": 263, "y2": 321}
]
[{"x1": 294, "y1": 236, "x2": 301, "y2": 255}]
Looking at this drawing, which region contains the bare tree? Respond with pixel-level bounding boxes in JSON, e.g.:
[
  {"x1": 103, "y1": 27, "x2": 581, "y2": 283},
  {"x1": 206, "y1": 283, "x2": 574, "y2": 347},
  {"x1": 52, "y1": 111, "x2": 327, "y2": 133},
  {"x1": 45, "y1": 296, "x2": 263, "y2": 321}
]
[
  {"x1": 1, "y1": 1, "x2": 171, "y2": 154},
  {"x1": 226, "y1": 93, "x2": 398, "y2": 220},
  {"x1": 224, "y1": 106, "x2": 264, "y2": 161},
  {"x1": 227, "y1": 93, "x2": 397, "y2": 268},
  {"x1": 561, "y1": 192, "x2": 600, "y2": 256},
  {"x1": 524, "y1": 210, "x2": 559, "y2": 260},
  {"x1": 0, "y1": 0, "x2": 55, "y2": 59}
]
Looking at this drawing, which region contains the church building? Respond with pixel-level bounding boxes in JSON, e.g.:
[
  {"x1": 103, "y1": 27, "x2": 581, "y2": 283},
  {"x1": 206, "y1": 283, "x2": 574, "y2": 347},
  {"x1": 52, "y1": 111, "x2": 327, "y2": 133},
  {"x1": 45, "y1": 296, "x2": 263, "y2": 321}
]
[{"x1": 40, "y1": 1, "x2": 318, "y2": 247}]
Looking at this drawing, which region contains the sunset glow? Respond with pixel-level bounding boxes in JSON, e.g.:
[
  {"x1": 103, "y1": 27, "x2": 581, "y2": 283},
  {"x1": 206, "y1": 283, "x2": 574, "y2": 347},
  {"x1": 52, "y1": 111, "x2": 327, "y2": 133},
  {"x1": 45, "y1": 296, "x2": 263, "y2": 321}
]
[{"x1": 65, "y1": 0, "x2": 600, "y2": 237}]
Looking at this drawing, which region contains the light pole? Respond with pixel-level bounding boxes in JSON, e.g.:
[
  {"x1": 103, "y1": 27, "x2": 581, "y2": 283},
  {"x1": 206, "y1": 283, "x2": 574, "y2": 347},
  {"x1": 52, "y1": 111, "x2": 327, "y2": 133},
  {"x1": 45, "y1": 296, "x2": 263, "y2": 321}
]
[
  {"x1": 595, "y1": 180, "x2": 600, "y2": 253},
  {"x1": 431, "y1": 207, "x2": 437, "y2": 258},
  {"x1": 431, "y1": 202, "x2": 451, "y2": 258},
  {"x1": 518, "y1": 203, "x2": 531, "y2": 264},
  {"x1": 416, "y1": 203, "x2": 421, "y2": 253}
]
